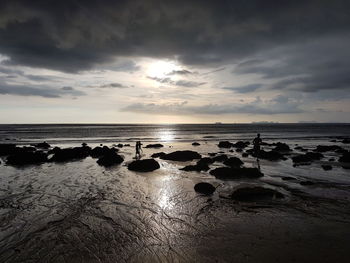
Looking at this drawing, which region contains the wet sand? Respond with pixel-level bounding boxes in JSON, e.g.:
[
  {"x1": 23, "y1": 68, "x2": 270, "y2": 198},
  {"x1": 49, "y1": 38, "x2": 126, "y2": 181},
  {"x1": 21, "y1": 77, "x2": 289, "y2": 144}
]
[{"x1": 1, "y1": 141, "x2": 350, "y2": 262}]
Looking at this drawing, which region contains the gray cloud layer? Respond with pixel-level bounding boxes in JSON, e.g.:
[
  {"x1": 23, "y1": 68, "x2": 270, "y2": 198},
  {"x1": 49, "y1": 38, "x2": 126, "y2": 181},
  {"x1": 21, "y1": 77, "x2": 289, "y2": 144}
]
[{"x1": 122, "y1": 95, "x2": 303, "y2": 115}]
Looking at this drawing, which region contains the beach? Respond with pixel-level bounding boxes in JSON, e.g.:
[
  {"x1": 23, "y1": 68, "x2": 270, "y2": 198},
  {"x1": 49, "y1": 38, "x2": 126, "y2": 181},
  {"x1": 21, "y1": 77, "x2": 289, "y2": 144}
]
[{"x1": 1, "y1": 124, "x2": 350, "y2": 262}]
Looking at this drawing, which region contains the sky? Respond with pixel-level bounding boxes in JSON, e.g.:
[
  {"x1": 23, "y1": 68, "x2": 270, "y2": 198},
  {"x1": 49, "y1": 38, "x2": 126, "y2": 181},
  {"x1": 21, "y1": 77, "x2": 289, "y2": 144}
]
[{"x1": 0, "y1": 0, "x2": 349, "y2": 123}]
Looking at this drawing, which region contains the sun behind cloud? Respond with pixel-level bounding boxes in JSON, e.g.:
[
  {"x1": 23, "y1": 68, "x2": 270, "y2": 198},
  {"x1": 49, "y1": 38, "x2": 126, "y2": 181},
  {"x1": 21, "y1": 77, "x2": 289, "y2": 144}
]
[{"x1": 147, "y1": 60, "x2": 179, "y2": 78}]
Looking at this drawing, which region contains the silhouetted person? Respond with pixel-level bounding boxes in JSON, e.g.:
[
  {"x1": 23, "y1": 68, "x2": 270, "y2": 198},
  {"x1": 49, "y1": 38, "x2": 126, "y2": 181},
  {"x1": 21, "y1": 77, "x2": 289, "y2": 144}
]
[
  {"x1": 253, "y1": 133, "x2": 262, "y2": 158},
  {"x1": 135, "y1": 141, "x2": 142, "y2": 159}
]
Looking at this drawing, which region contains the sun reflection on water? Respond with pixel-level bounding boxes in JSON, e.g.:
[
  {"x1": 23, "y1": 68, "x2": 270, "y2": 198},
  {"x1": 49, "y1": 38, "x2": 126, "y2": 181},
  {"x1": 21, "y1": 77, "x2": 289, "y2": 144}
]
[{"x1": 158, "y1": 130, "x2": 175, "y2": 142}]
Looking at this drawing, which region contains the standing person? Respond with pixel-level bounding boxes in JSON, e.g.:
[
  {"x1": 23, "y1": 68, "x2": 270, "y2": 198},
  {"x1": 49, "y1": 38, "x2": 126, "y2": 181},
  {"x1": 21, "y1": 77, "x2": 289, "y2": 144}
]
[
  {"x1": 253, "y1": 133, "x2": 262, "y2": 158},
  {"x1": 135, "y1": 141, "x2": 143, "y2": 159}
]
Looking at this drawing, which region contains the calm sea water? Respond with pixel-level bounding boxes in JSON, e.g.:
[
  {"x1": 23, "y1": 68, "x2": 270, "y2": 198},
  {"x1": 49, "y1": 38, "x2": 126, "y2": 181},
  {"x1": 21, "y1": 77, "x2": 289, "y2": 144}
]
[{"x1": 1, "y1": 123, "x2": 349, "y2": 145}]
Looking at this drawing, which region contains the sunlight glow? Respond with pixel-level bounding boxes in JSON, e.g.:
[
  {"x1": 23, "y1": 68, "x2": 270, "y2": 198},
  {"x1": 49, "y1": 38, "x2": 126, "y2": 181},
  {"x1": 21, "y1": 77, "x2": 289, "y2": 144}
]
[{"x1": 147, "y1": 60, "x2": 178, "y2": 78}]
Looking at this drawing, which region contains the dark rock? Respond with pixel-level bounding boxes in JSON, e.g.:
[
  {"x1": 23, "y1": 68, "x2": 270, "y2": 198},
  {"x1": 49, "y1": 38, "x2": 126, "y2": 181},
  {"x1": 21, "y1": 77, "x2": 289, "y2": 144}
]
[
  {"x1": 6, "y1": 151, "x2": 48, "y2": 165},
  {"x1": 97, "y1": 151, "x2": 124, "y2": 167},
  {"x1": 208, "y1": 153, "x2": 217, "y2": 157},
  {"x1": 82, "y1": 142, "x2": 88, "y2": 147},
  {"x1": 342, "y1": 139, "x2": 350, "y2": 144},
  {"x1": 335, "y1": 148, "x2": 348, "y2": 154},
  {"x1": 329, "y1": 158, "x2": 335, "y2": 162},
  {"x1": 231, "y1": 187, "x2": 284, "y2": 202},
  {"x1": 210, "y1": 167, "x2": 263, "y2": 179},
  {"x1": 197, "y1": 157, "x2": 215, "y2": 166},
  {"x1": 128, "y1": 159, "x2": 160, "y2": 172},
  {"x1": 292, "y1": 152, "x2": 324, "y2": 164},
  {"x1": 181, "y1": 163, "x2": 210, "y2": 172},
  {"x1": 236, "y1": 148, "x2": 243, "y2": 153},
  {"x1": 91, "y1": 146, "x2": 117, "y2": 158},
  {"x1": 295, "y1": 146, "x2": 304, "y2": 150},
  {"x1": 232, "y1": 141, "x2": 250, "y2": 148},
  {"x1": 151, "y1": 152, "x2": 166, "y2": 158},
  {"x1": 124, "y1": 144, "x2": 131, "y2": 147},
  {"x1": 0, "y1": 144, "x2": 17, "y2": 156},
  {"x1": 48, "y1": 147, "x2": 61, "y2": 155},
  {"x1": 218, "y1": 141, "x2": 233, "y2": 148},
  {"x1": 242, "y1": 153, "x2": 249, "y2": 157},
  {"x1": 160, "y1": 150, "x2": 201, "y2": 161},
  {"x1": 32, "y1": 141, "x2": 51, "y2": 149},
  {"x1": 145, "y1": 144, "x2": 164, "y2": 148},
  {"x1": 315, "y1": 145, "x2": 343, "y2": 152},
  {"x1": 192, "y1": 142, "x2": 200, "y2": 146},
  {"x1": 194, "y1": 182, "x2": 215, "y2": 195},
  {"x1": 223, "y1": 157, "x2": 244, "y2": 168},
  {"x1": 229, "y1": 150, "x2": 234, "y2": 153},
  {"x1": 330, "y1": 139, "x2": 337, "y2": 143},
  {"x1": 339, "y1": 152, "x2": 350, "y2": 163},
  {"x1": 212, "y1": 154, "x2": 228, "y2": 162},
  {"x1": 321, "y1": 165, "x2": 332, "y2": 171},
  {"x1": 117, "y1": 144, "x2": 124, "y2": 148},
  {"x1": 300, "y1": 180, "x2": 315, "y2": 186},
  {"x1": 51, "y1": 146, "x2": 91, "y2": 162},
  {"x1": 273, "y1": 142, "x2": 291, "y2": 152}
]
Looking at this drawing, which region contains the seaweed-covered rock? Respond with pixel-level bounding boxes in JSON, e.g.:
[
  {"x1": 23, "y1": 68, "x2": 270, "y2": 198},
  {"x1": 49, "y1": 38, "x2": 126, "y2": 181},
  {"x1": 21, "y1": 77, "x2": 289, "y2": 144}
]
[
  {"x1": 223, "y1": 157, "x2": 244, "y2": 168},
  {"x1": 218, "y1": 141, "x2": 233, "y2": 148},
  {"x1": 197, "y1": 157, "x2": 215, "y2": 166},
  {"x1": 273, "y1": 142, "x2": 291, "y2": 152},
  {"x1": 315, "y1": 145, "x2": 343, "y2": 152},
  {"x1": 181, "y1": 163, "x2": 210, "y2": 172},
  {"x1": 31, "y1": 141, "x2": 51, "y2": 149},
  {"x1": 321, "y1": 165, "x2": 332, "y2": 171},
  {"x1": 292, "y1": 152, "x2": 324, "y2": 164},
  {"x1": 145, "y1": 144, "x2": 164, "y2": 148},
  {"x1": 90, "y1": 146, "x2": 117, "y2": 158},
  {"x1": 51, "y1": 146, "x2": 91, "y2": 162},
  {"x1": 231, "y1": 187, "x2": 284, "y2": 202},
  {"x1": 6, "y1": 151, "x2": 48, "y2": 165},
  {"x1": 232, "y1": 141, "x2": 250, "y2": 148},
  {"x1": 209, "y1": 167, "x2": 263, "y2": 179},
  {"x1": 128, "y1": 159, "x2": 160, "y2": 172},
  {"x1": 0, "y1": 144, "x2": 17, "y2": 155},
  {"x1": 160, "y1": 150, "x2": 201, "y2": 161},
  {"x1": 194, "y1": 182, "x2": 216, "y2": 195},
  {"x1": 192, "y1": 142, "x2": 200, "y2": 146},
  {"x1": 342, "y1": 139, "x2": 350, "y2": 144},
  {"x1": 97, "y1": 151, "x2": 124, "y2": 167},
  {"x1": 339, "y1": 152, "x2": 350, "y2": 163},
  {"x1": 151, "y1": 152, "x2": 166, "y2": 158},
  {"x1": 212, "y1": 154, "x2": 228, "y2": 162}
]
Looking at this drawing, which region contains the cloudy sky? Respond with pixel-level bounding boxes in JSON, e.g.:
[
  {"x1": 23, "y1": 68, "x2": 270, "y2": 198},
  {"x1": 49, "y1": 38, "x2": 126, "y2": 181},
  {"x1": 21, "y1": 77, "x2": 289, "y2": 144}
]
[{"x1": 0, "y1": 0, "x2": 349, "y2": 123}]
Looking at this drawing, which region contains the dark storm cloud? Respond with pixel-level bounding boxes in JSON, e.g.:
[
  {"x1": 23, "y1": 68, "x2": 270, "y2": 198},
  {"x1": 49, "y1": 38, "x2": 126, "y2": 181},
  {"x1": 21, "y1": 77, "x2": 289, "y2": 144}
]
[
  {"x1": 0, "y1": 80, "x2": 85, "y2": 98},
  {"x1": 122, "y1": 95, "x2": 303, "y2": 115},
  {"x1": 0, "y1": 0, "x2": 349, "y2": 77}
]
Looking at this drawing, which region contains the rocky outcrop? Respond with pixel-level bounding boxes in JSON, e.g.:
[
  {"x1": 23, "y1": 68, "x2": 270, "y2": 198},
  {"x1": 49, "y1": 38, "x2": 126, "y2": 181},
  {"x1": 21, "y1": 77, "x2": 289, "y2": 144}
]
[
  {"x1": 6, "y1": 151, "x2": 48, "y2": 165},
  {"x1": 128, "y1": 159, "x2": 160, "y2": 172},
  {"x1": 315, "y1": 145, "x2": 343, "y2": 152},
  {"x1": 210, "y1": 167, "x2": 263, "y2": 179},
  {"x1": 212, "y1": 154, "x2": 228, "y2": 162},
  {"x1": 145, "y1": 144, "x2": 164, "y2": 148},
  {"x1": 97, "y1": 151, "x2": 124, "y2": 167},
  {"x1": 160, "y1": 150, "x2": 201, "y2": 161},
  {"x1": 223, "y1": 157, "x2": 244, "y2": 168},
  {"x1": 194, "y1": 182, "x2": 216, "y2": 195},
  {"x1": 273, "y1": 142, "x2": 291, "y2": 152},
  {"x1": 230, "y1": 186, "x2": 284, "y2": 202},
  {"x1": 50, "y1": 146, "x2": 91, "y2": 162},
  {"x1": 339, "y1": 152, "x2": 350, "y2": 163},
  {"x1": 192, "y1": 142, "x2": 200, "y2": 146},
  {"x1": 232, "y1": 141, "x2": 250, "y2": 148},
  {"x1": 218, "y1": 141, "x2": 233, "y2": 148},
  {"x1": 151, "y1": 152, "x2": 166, "y2": 158},
  {"x1": 292, "y1": 152, "x2": 324, "y2": 164}
]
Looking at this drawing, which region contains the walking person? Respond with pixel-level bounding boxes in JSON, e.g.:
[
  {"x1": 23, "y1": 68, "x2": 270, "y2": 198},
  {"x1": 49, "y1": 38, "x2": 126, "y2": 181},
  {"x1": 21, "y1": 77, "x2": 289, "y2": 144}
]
[
  {"x1": 135, "y1": 141, "x2": 142, "y2": 159},
  {"x1": 253, "y1": 133, "x2": 262, "y2": 158}
]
